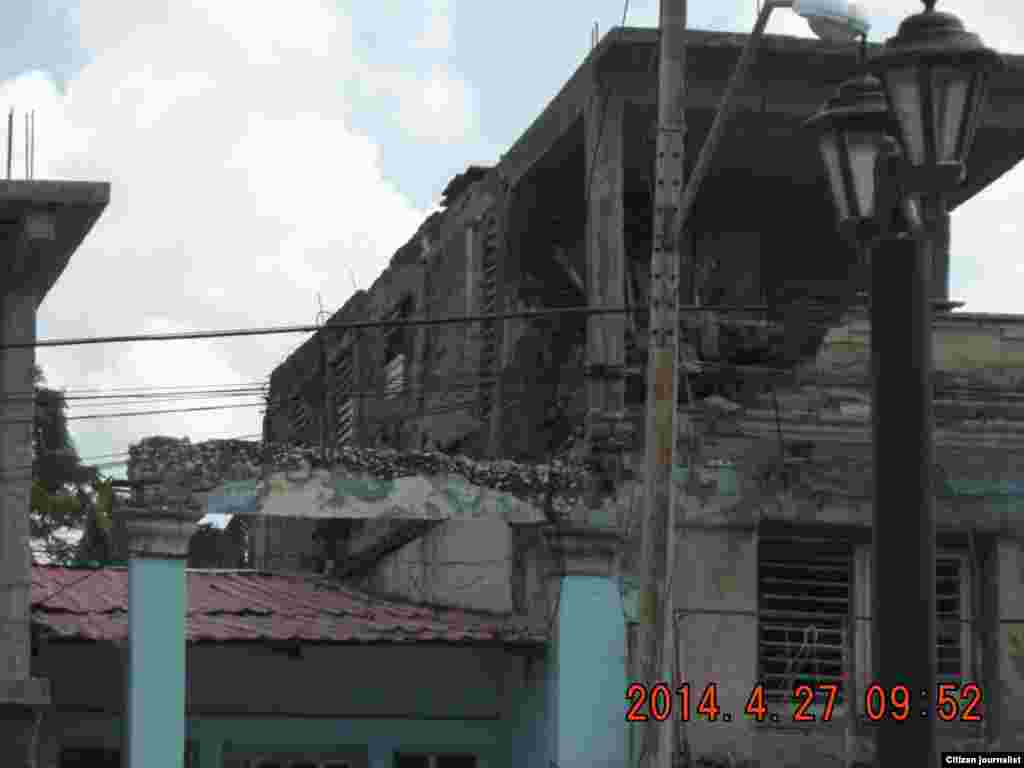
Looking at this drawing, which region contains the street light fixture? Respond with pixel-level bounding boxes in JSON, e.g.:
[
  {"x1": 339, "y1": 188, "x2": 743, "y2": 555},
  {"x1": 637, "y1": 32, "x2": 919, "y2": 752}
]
[
  {"x1": 804, "y1": 3, "x2": 1002, "y2": 766},
  {"x1": 805, "y1": 1, "x2": 1002, "y2": 244},
  {"x1": 793, "y1": 0, "x2": 869, "y2": 43},
  {"x1": 868, "y1": 0, "x2": 1002, "y2": 195},
  {"x1": 673, "y1": 0, "x2": 871, "y2": 247},
  {"x1": 804, "y1": 73, "x2": 895, "y2": 247}
]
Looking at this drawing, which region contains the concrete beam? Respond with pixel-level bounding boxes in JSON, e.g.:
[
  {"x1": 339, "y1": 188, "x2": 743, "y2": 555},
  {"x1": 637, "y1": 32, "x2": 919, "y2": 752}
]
[{"x1": 585, "y1": 85, "x2": 627, "y2": 431}]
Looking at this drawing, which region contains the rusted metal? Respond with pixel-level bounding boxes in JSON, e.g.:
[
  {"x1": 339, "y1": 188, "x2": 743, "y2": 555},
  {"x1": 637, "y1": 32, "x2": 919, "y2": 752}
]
[{"x1": 31, "y1": 566, "x2": 546, "y2": 645}]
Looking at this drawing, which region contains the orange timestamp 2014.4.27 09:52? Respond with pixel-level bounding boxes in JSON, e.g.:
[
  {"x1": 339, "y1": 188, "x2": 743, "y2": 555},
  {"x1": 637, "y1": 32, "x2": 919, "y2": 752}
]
[{"x1": 626, "y1": 682, "x2": 985, "y2": 724}]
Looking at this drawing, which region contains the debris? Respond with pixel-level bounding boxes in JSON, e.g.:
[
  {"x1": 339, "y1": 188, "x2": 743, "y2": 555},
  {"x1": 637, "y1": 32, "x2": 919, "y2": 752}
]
[{"x1": 128, "y1": 436, "x2": 594, "y2": 518}]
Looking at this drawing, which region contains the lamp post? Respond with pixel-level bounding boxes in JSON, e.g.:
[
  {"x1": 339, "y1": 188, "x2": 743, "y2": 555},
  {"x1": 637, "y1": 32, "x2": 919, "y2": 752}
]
[{"x1": 805, "y1": 2, "x2": 1001, "y2": 764}]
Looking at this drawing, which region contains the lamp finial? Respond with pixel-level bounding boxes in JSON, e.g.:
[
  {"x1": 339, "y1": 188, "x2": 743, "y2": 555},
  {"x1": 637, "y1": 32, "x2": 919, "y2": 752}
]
[{"x1": 923, "y1": 0, "x2": 937, "y2": 11}]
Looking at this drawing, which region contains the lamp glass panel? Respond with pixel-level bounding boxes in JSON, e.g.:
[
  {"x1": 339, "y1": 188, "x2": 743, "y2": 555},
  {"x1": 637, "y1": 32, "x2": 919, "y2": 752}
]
[
  {"x1": 819, "y1": 132, "x2": 849, "y2": 221},
  {"x1": 884, "y1": 66, "x2": 925, "y2": 166},
  {"x1": 960, "y1": 71, "x2": 990, "y2": 163},
  {"x1": 931, "y1": 66, "x2": 970, "y2": 163},
  {"x1": 845, "y1": 131, "x2": 881, "y2": 220}
]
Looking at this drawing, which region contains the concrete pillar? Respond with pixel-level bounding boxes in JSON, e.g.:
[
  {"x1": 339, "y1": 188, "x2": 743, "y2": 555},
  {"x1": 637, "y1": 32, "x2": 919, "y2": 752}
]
[
  {"x1": 675, "y1": 527, "x2": 757, "y2": 761},
  {"x1": 585, "y1": 84, "x2": 627, "y2": 440},
  {"x1": 994, "y1": 538, "x2": 1024, "y2": 748},
  {"x1": 123, "y1": 474, "x2": 201, "y2": 768},
  {"x1": 545, "y1": 524, "x2": 627, "y2": 768},
  {"x1": 0, "y1": 288, "x2": 51, "y2": 767}
]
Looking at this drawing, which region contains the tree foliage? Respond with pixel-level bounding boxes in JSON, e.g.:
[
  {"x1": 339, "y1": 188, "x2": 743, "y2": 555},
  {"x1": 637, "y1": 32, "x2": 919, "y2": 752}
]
[
  {"x1": 31, "y1": 365, "x2": 250, "y2": 568},
  {"x1": 30, "y1": 365, "x2": 116, "y2": 565}
]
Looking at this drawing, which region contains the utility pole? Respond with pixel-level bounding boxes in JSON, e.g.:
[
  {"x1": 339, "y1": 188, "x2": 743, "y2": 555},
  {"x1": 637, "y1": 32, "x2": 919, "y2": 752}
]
[{"x1": 638, "y1": 1, "x2": 686, "y2": 767}]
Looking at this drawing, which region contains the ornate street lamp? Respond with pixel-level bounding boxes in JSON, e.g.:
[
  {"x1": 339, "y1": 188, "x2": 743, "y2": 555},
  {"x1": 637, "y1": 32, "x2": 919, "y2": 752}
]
[
  {"x1": 806, "y1": 1, "x2": 1002, "y2": 243},
  {"x1": 804, "y1": 73, "x2": 895, "y2": 248},
  {"x1": 868, "y1": 0, "x2": 1002, "y2": 195},
  {"x1": 804, "y1": 3, "x2": 1003, "y2": 767}
]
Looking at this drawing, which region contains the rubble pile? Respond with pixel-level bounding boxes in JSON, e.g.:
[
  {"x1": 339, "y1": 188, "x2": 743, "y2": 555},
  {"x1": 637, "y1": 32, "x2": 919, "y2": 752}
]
[
  {"x1": 128, "y1": 436, "x2": 591, "y2": 511},
  {"x1": 128, "y1": 436, "x2": 263, "y2": 490}
]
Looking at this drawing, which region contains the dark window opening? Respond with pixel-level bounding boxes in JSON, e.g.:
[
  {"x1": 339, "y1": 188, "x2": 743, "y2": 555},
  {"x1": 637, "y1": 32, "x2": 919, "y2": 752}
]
[
  {"x1": 384, "y1": 297, "x2": 413, "y2": 399},
  {"x1": 936, "y1": 554, "x2": 967, "y2": 681},
  {"x1": 758, "y1": 535, "x2": 852, "y2": 704}
]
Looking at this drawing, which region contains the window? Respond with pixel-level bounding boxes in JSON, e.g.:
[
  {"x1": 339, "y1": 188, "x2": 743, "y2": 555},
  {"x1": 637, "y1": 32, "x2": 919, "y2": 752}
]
[
  {"x1": 384, "y1": 353, "x2": 407, "y2": 399},
  {"x1": 758, "y1": 532, "x2": 972, "y2": 712},
  {"x1": 395, "y1": 755, "x2": 477, "y2": 768},
  {"x1": 331, "y1": 347, "x2": 355, "y2": 448},
  {"x1": 336, "y1": 397, "x2": 355, "y2": 444},
  {"x1": 936, "y1": 553, "x2": 970, "y2": 682},
  {"x1": 383, "y1": 299, "x2": 412, "y2": 399},
  {"x1": 856, "y1": 549, "x2": 970, "y2": 684},
  {"x1": 758, "y1": 534, "x2": 853, "y2": 705}
]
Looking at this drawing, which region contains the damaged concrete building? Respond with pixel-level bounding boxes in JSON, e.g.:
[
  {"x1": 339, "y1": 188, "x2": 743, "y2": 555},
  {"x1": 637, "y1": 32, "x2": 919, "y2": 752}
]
[{"x1": 257, "y1": 28, "x2": 1024, "y2": 764}]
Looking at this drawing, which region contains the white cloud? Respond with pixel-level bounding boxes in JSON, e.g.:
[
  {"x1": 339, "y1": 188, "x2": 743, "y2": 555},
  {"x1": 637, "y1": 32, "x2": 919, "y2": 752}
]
[
  {"x1": 0, "y1": 0, "x2": 449, "y2": 465},
  {"x1": 414, "y1": 0, "x2": 452, "y2": 51},
  {"x1": 361, "y1": 64, "x2": 476, "y2": 144}
]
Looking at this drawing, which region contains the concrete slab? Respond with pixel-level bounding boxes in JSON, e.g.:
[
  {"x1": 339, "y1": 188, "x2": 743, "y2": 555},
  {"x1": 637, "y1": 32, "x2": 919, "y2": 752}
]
[
  {"x1": 0, "y1": 180, "x2": 110, "y2": 304},
  {"x1": 495, "y1": 26, "x2": 1024, "y2": 210}
]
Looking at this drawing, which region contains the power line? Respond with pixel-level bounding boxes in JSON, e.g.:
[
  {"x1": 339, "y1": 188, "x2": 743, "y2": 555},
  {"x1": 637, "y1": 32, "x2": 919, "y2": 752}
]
[
  {"x1": 5, "y1": 389, "x2": 269, "y2": 408},
  {"x1": 0, "y1": 401, "x2": 266, "y2": 426},
  {"x1": 1, "y1": 302, "x2": 848, "y2": 351},
  {"x1": 34, "y1": 380, "x2": 269, "y2": 395}
]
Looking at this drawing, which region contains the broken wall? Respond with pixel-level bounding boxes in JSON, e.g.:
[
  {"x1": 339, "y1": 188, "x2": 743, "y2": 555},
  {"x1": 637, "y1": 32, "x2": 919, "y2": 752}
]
[{"x1": 353, "y1": 519, "x2": 517, "y2": 613}]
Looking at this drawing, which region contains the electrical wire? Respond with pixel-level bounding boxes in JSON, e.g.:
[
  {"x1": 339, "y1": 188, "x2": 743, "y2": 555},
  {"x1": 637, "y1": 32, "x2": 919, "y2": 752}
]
[
  {"x1": 0, "y1": 401, "x2": 266, "y2": 426},
  {"x1": 0, "y1": 380, "x2": 544, "y2": 475},
  {"x1": 34, "y1": 380, "x2": 269, "y2": 395},
  {"x1": 0, "y1": 301, "x2": 856, "y2": 351}
]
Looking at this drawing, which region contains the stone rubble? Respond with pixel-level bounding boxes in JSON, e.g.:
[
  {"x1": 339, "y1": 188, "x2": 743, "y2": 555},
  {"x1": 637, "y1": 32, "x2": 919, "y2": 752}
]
[{"x1": 128, "y1": 436, "x2": 590, "y2": 515}]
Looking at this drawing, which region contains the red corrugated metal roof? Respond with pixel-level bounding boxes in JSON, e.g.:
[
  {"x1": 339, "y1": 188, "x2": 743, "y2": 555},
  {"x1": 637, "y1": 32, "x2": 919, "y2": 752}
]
[{"x1": 31, "y1": 566, "x2": 546, "y2": 646}]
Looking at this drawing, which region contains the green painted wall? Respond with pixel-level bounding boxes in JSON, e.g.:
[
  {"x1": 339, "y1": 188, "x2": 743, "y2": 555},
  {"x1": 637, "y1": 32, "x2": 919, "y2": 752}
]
[{"x1": 54, "y1": 715, "x2": 512, "y2": 768}]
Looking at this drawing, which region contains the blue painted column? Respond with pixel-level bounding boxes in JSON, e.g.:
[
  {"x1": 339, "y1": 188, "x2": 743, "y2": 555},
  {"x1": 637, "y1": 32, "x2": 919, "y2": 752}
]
[
  {"x1": 545, "y1": 525, "x2": 627, "y2": 768},
  {"x1": 124, "y1": 473, "x2": 201, "y2": 768}
]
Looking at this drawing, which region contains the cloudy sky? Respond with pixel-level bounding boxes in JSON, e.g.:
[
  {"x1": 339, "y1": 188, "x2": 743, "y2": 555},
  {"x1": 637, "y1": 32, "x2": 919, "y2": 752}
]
[{"x1": 2, "y1": 0, "x2": 1020, "y2": 476}]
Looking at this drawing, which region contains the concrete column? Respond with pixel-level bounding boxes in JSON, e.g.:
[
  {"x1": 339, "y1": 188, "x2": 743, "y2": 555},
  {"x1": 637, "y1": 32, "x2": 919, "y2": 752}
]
[
  {"x1": 675, "y1": 527, "x2": 757, "y2": 760},
  {"x1": 995, "y1": 538, "x2": 1024, "y2": 748},
  {"x1": 123, "y1": 474, "x2": 201, "y2": 768},
  {"x1": 545, "y1": 524, "x2": 627, "y2": 768},
  {"x1": 584, "y1": 84, "x2": 627, "y2": 441},
  {"x1": 0, "y1": 288, "x2": 51, "y2": 768}
]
